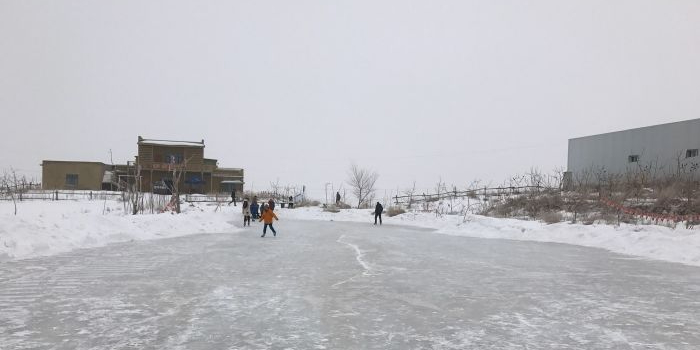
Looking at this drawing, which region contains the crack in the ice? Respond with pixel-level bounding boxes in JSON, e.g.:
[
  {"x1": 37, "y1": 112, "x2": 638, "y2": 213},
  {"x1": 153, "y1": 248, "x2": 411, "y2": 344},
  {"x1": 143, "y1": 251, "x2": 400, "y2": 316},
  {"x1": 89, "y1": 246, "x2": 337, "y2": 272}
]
[{"x1": 332, "y1": 235, "x2": 374, "y2": 288}]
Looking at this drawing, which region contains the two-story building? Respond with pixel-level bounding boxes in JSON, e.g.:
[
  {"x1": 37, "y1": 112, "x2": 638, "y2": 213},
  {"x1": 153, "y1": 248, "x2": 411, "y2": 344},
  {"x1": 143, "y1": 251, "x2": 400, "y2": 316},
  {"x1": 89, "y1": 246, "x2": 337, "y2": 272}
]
[{"x1": 41, "y1": 136, "x2": 244, "y2": 194}]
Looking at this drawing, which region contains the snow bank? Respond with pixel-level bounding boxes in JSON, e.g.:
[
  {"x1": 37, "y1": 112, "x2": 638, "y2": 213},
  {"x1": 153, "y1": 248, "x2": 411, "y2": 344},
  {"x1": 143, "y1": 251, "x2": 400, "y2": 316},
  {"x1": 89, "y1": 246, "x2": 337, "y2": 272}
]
[
  {"x1": 0, "y1": 200, "x2": 239, "y2": 260},
  {"x1": 280, "y1": 207, "x2": 700, "y2": 267},
  {"x1": 2, "y1": 201, "x2": 699, "y2": 267}
]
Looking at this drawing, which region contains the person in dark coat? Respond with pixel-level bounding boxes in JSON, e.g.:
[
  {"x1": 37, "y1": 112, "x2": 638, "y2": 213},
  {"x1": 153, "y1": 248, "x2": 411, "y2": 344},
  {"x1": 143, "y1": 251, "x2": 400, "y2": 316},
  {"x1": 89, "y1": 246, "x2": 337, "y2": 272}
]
[
  {"x1": 268, "y1": 198, "x2": 276, "y2": 211},
  {"x1": 242, "y1": 199, "x2": 251, "y2": 226},
  {"x1": 336, "y1": 192, "x2": 341, "y2": 205},
  {"x1": 288, "y1": 196, "x2": 294, "y2": 209},
  {"x1": 229, "y1": 190, "x2": 237, "y2": 206},
  {"x1": 374, "y1": 202, "x2": 383, "y2": 225}
]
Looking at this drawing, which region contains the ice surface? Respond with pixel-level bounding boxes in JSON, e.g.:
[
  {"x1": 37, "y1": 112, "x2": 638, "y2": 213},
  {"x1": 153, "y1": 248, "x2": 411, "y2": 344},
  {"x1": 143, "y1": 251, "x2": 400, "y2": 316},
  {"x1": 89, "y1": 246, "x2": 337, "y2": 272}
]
[{"x1": 1, "y1": 220, "x2": 699, "y2": 349}]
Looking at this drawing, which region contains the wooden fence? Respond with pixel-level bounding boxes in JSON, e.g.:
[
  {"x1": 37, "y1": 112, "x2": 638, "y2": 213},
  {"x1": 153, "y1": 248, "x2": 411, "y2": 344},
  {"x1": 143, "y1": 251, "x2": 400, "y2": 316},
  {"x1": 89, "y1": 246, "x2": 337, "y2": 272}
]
[{"x1": 391, "y1": 185, "x2": 554, "y2": 206}]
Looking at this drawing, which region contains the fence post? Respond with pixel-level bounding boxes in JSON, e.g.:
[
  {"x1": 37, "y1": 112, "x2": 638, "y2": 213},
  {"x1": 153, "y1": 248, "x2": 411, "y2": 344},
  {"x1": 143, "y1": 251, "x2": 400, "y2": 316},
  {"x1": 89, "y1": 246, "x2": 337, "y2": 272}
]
[
  {"x1": 90, "y1": 191, "x2": 93, "y2": 200},
  {"x1": 55, "y1": 190, "x2": 58, "y2": 201}
]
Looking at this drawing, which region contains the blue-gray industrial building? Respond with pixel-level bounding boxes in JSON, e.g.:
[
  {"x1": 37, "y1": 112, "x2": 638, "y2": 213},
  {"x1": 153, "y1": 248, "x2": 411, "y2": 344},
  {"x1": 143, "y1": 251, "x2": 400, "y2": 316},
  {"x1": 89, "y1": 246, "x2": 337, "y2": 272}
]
[{"x1": 567, "y1": 119, "x2": 700, "y2": 179}]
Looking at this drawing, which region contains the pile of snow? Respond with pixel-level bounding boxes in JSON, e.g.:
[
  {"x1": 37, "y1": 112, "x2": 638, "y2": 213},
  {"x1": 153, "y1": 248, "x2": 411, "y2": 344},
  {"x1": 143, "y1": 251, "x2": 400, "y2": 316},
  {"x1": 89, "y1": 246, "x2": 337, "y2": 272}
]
[
  {"x1": 281, "y1": 207, "x2": 700, "y2": 267},
  {"x1": 0, "y1": 200, "x2": 239, "y2": 260}
]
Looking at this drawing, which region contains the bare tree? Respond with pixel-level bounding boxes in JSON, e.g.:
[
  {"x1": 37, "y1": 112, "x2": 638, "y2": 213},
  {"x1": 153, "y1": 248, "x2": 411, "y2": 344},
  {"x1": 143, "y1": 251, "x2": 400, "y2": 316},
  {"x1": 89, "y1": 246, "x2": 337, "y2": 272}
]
[
  {"x1": 2, "y1": 169, "x2": 19, "y2": 215},
  {"x1": 270, "y1": 179, "x2": 281, "y2": 198},
  {"x1": 167, "y1": 156, "x2": 194, "y2": 214},
  {"x1": 346, "y1": 164, "x2": 379, "y2": 208},
  {"x1": 128, "y1": 163, "x2": 142, "y2": 215},
  {"x1": 403, "y1": 181, "x2": 417, "y2": 209},
  {"x1": 564, "y1": 169, "x2": 592, "y2": 223}
]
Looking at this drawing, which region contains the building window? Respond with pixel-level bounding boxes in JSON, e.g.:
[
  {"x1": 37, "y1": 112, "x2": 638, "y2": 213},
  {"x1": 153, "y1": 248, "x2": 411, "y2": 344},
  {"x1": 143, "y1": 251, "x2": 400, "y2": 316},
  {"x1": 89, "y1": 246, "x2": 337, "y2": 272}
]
[
  {"x1": 686, "y1": 149, "x2": 698, "y2": 158},
  {"x1": 165, "y1": 153, "x2": 184, "y2": 164},
  {"x1": 65, "y1": 174, "x2": 79, "y2": 188},
  {"x1": 628, "y1": 155, "x2": 639, "y2": 163}
]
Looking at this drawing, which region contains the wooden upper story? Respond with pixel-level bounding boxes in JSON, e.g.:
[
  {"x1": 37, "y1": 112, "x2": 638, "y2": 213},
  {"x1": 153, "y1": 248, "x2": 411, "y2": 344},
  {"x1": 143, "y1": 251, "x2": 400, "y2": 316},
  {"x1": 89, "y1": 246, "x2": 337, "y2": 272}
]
[{"x1": 136, "y1": 136, "x2": 210, "y2": 172}]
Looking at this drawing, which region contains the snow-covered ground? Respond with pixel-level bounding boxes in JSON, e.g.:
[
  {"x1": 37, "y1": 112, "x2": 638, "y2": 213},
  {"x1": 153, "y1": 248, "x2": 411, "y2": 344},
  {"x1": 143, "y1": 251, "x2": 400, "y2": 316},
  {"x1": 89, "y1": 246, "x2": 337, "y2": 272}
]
[
  {"x1": 1, "y1": 200, "x2": 700, "y2": 267},
  {"x1": 0, "y1": 200, "x2": 240, "y2": 260}
]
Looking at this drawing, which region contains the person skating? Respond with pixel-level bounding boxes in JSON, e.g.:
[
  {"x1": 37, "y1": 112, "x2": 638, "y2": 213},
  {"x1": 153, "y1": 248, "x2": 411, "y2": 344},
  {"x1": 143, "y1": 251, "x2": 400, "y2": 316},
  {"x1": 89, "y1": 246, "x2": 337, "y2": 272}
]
[
  {"x1": 229, "y1": 190, "x2": 237, "y2": 206},
  {"x1": 374, "y1": 202, "x2": 383, "y2": 225},
  {"x1": 242, "y1": 198, "x2": 251, "y2": 227},
  {"x1": 259, "y1": 205, "x2": 279, "y2": 237}
]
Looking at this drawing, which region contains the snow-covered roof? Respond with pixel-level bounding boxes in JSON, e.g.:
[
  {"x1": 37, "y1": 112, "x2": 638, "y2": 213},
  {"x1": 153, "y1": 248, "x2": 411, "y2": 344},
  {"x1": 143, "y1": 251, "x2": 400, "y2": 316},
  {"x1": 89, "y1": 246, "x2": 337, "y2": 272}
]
[
  {"x1": 138, "y1": 138, "x2": 204, "y2": 148},
  {"x1": 102, "y1": 171, "x2": 114, "y2": 183},
  {"x1": 220, "y1": 180, "x2": 244, "y2": 184},
  {"x1": 216, "y1": 167, "x2": 244, "y2": 171}
]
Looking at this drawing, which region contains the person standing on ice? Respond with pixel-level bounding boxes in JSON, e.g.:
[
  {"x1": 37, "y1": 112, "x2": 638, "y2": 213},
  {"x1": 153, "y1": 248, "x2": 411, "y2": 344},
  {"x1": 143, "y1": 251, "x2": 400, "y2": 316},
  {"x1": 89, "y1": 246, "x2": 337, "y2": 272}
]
[
  {"x1": 259, "y1": 205, "x2": 279, "y2": 237},
  {"x1": 336, "y1": 191, "x2": 341, "y2": 205},
  {"x1": 229, "y1": 189, "x2": 237, "y2": 206},
  {"x1": 259, "y1": 203, "x2": 267, "y2": 218},
  {"x1": 242, "y1": 198, "x2": 251, "y2": 227},
  {"x1": 250, "y1": 198, "x2": 259, "y2": 220},
  {"x1": 374, "y1": 202, "x2": 384, "y2": 225},
  {"x1": 268, "y1": 198, "x2": 276, "y2": 211}
]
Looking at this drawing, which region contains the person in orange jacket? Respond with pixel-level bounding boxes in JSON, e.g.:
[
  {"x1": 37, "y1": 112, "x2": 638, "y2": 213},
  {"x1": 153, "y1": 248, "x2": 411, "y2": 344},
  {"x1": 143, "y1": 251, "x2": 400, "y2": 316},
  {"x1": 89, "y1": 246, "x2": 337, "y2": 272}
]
[{"x1": 259, "y1": 205, "x2": 279, "y2": 237}]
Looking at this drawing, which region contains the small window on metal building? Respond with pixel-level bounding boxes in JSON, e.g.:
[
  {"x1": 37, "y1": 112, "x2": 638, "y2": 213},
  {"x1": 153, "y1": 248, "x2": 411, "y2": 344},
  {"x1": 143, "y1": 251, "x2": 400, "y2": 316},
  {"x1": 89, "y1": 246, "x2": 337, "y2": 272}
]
[
  {"x1": 686, "y1": 149, "x2": 698, "y2": 158},
  {"x1": 65, "y1": 174, "x2": 79, "y2": 188},
  {"x1": 628, "y1": 155, "x2": 639, "y2": 163}
]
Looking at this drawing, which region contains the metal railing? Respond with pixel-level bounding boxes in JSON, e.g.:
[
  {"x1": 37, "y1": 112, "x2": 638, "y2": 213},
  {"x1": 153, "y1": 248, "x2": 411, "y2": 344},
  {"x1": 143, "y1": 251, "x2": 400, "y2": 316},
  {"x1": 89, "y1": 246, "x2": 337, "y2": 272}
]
[{"x1": 0, "y1": 190, "x2": 125, "y2": 201}]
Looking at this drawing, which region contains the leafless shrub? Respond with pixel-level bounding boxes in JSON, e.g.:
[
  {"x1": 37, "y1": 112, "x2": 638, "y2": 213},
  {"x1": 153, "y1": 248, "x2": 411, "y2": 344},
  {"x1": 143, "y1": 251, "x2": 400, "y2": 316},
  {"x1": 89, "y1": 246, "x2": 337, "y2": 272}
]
[
  {"x1": 403, "y1": 181, "x2": 417, "y2": 209},
  {"x1": 581, "y1": 212, "x2": 616, "y2": 225},
  {"x1": 1, "y1": 168, "x2": 23, "y2": 215}
]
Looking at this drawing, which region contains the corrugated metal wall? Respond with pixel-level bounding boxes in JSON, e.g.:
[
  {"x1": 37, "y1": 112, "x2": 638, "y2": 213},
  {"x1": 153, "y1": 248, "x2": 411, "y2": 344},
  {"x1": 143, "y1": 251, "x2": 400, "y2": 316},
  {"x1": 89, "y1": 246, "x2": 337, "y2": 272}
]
[{"x1": 567, "y1": 119, "x2": 700, "y2": 177}]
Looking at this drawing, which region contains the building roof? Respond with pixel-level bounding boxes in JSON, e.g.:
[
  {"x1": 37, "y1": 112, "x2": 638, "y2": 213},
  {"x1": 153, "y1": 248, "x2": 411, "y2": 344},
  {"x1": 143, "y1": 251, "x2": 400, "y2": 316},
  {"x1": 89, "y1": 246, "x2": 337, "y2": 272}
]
[
  {"x1": 216, "y1": 167, "x2": 244, "y2": 171},
  {"x1": 42, "y1": 160, "x2": 106, "y2": 166},
  {"x1": 569, "y1": 118, "x2": 700, "y2": 141},
  {"x1": 221, "y1": 180, "x2": 244, "y2": 184},
  {"x1": 138, "y1": 136, "x2": 204, "y2": 148}
]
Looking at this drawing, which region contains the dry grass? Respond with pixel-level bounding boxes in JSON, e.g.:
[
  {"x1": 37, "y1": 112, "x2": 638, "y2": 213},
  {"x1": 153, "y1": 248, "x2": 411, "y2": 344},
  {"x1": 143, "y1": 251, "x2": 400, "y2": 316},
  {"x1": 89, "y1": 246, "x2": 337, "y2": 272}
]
[
  {"x1": 297, "y1": 200, "x2": 321, "y2": 207},
  {"x1": 387, "y1": 207, "x2": 406, "y2": 217},
  {"x1": 323, "y1": 206, "x2": 340, "y2": 213},
  {"x1": 538, "y1": 211, "x2": 563, "y2": 224}
]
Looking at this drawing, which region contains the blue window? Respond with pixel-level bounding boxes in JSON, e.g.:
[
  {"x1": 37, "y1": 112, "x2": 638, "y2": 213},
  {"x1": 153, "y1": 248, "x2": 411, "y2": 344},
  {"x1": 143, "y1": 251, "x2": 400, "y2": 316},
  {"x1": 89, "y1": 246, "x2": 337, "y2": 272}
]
[{"x1": 65, "y1": 174, "x2": 79, "y2": 188}]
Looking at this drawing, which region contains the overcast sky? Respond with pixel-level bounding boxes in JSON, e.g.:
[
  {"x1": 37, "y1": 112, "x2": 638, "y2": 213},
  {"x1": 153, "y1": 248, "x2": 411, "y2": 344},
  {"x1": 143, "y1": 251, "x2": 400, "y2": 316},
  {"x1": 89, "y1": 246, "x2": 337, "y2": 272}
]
[{"x1": 1, "y1": 1, "x2": 699, "y2": 200}]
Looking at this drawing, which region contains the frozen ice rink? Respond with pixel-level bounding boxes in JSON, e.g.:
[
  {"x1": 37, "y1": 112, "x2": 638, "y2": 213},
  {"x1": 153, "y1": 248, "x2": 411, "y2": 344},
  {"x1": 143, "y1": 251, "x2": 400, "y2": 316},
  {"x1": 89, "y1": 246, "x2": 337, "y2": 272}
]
[{"x1": 1, "y1": 220, "x2": 699, "y2": 349}]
